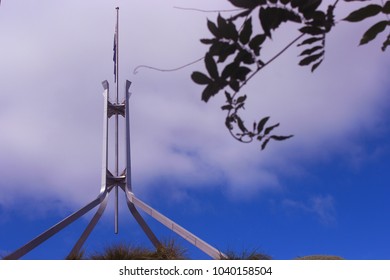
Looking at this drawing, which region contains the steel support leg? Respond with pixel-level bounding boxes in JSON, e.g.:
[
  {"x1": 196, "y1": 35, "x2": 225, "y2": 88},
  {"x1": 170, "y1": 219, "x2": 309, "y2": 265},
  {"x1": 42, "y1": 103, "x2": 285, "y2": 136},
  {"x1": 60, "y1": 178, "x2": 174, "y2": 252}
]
[
  {"x1": 125, "y1": 190, "x2": 224, "y2": 259},
  {"x1": 124, "y1": 197, "x2": 162, "y2": 249},
  {"x1": 4, "y1": 192, "x2": 107, "y2": 260},
  {"x1": 67, "y1": 192, "x2": 110, "y2": 258}
]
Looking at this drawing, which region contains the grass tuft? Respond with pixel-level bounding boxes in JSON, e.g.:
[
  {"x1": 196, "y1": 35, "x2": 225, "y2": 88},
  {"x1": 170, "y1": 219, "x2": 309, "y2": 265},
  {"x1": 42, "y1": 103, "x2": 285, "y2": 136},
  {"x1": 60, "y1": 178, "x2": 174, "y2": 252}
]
[
  {"x1": 86, "y1": 239, "x2": 187, "y2": 260},
  {"x1": 295, "y1": 255, "x2": 344, "y2": 260},
  {"x1": 220, "y1": 248, "x2": 272, "y2": 260}
]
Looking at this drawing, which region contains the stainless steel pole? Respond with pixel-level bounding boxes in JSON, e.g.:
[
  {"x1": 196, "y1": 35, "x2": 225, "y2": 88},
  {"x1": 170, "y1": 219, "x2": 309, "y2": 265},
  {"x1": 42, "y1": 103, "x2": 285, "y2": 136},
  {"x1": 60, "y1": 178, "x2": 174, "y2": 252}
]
[{"x1": 114, "y1": 6, "x2": 119, "y2": 234}]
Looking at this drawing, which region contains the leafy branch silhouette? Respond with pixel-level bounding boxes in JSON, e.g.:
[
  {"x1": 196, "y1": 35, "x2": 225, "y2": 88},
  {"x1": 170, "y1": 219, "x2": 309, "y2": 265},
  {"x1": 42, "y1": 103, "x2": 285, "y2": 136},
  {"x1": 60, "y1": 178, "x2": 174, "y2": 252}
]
[
  {"x1": 134, "y1": 0, "x2": 389, "y2": 150},
  {"x1": 191, "y1": 0, "x2": 389, "y2": 150}
]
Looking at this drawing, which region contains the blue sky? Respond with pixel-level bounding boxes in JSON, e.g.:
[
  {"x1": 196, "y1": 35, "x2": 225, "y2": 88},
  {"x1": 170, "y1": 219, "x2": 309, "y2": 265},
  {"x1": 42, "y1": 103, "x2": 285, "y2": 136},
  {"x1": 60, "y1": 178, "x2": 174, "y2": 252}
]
[{"x1": 1, "y1": 0, "x2": 390, "y2": 260}]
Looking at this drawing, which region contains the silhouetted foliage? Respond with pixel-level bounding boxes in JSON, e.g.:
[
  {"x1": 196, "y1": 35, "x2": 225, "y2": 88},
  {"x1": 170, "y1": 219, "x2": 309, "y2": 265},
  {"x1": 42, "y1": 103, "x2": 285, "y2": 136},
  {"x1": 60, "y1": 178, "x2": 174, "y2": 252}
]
[
  {"x1": 192, "y1": 0, "x2": 389, "y2": 149},
  {"x1": 343, "y1": 0, "x2": 390, "y2": 49}
]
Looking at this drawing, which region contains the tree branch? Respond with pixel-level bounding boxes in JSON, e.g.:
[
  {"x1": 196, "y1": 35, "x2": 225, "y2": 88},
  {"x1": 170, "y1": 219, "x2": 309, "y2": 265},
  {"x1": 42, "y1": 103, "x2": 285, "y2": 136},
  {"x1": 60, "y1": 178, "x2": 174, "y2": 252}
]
[
  {"x1": 134, "y1": 57, "x2": 204, "y2": 74},
  {"x1": 174, "y1": 6, "x2": 243, "y2": 13}
]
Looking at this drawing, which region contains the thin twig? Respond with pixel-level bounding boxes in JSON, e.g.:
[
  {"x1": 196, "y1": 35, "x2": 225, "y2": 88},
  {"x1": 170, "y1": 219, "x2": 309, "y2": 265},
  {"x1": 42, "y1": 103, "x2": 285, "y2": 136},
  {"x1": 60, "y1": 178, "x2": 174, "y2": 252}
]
[
  {"x1": 133, "y1": 57, "x2": 204, "y2": 74},
  {"x1": 234, "y1": 33, "x2": 305, "y2": 99},
  {"x1": 174, "y1": 6, "x2": 243, "y2": 13}
]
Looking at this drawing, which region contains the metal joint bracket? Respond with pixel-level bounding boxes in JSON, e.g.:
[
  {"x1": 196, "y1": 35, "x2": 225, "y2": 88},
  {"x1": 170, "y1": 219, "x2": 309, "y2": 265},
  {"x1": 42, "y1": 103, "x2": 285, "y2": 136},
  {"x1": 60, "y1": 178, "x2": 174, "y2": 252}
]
[
  {"x1": 106, "y1": 169, "x2": 126, "y2": 188},
  {"x1": 107, "y1": 102, "x2": 125, "y2": 118}
]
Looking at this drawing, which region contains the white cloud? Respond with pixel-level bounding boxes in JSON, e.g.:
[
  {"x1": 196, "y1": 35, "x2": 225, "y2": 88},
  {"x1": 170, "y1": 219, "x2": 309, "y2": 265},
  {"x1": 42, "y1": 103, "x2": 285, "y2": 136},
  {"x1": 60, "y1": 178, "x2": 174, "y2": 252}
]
[
  {"x1": 282, "y1": 194, "x2": 336, "y2": 224},
  {"x1": 0, "y1": 1, "x2": 389, "y2": 214}
]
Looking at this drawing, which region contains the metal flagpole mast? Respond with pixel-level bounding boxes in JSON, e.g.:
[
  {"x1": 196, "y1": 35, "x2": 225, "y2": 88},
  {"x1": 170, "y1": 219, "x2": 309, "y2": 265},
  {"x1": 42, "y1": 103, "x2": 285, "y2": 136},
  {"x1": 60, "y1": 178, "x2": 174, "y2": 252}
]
[
  {"x1": 4, "y1": 6, "x2": 226, "y2": 260},
  {"x1": 114, "y1": 6, "x2": 120, "y2": 234}
]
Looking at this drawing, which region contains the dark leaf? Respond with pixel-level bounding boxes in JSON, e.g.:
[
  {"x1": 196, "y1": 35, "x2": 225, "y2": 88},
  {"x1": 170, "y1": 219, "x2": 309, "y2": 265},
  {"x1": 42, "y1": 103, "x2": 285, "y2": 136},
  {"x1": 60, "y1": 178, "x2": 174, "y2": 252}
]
[
  {"x1": 285, "y1": 9, "x2": 303, "y2": 23},
  {"x1": 225, "y1": 116, "x2": 234, "y2": 130},
  {"x1": 230, "y1": 9, "x2": 253, "y2": 21},
  {"x1": 299, "y1": 0, "x2": 322, "y2": 19},
  {"x1": 304, "y1": 0, "x2": 322, "y2": 11},
  {"x1": 205, "y1": 53, "x2": 219, "y2": 79},
  {"x1": 264, "y1": 123, "x2": 280, "y2": 135},
  {"x1": 249, "y1": 34, "x2": 266, "y2": 56},
  {"x1": 298, "y1": 36, "x2": 323, "y2": 46},
  {"x1": 229, "y1": 80, "x2": 240, "y2": 91},
  {"x1": 259, "y1": 7, "x2": 272, "y2": 38},
  {"x1": 270, "y1": 135, "x2": 294, "y2": 141},
  {"x1": 226, "y1": 21, "x2": 239, "y2": 41},
  {"x1": 235, "y1": 102, "x2": 245, "y2": 111},
  {"x1": 234, "y1": 66, "x2": 251, "y2": 81},
  {"x1": 343, "y1": 4, "x2": 382, "y2": 22},
  {"x1": 216, "y1": 79, "x2": 229, "y2": 90},
  {"x1": 261, "y1": 135, "x2": 293, "y2": 150},
  {"x1": 311, "y1": 8, "x2": 331, "y2": 22},
  {"x1": 291, "y1": 0, "x2": 300, "y2": 8},
  {"x1": 299, "y1": 45, "x2": 323, "y2": 56},
  {"x1": 261, "y1": 138, "x2": 271, "y2": 150},
  {"x1": 280, "y1": 0, "x2": 290, "y2": 4},
  {"x1": 217, "y1": 15, "x2": 229, "y2": 39},
  {"x1": 360, "y1": 20, "x2": 388, "y2": 45},
  {"x1": 222, "y1": 62, "x2": 239, "y2": 79},
  {"x1": 207, "y1": 19, "x2": 220, "y2": 38},
  {"x1": 209, "y1": 41, "x2": 237, "y2": 61},
  {"x1": 201, "y1": 83, "x2": 220, "y2": 102},
  {"x1": 299, "y1": 25, "x2": 324, "y2": 35},
  {"x1": 235, "y1": 49, "x2": 255, "y2": 64},
  {"x1": 235, "y1": 115, "x2": 248, "y2": 133},
  {"x1": 257, "y1": 116, "x2": 270, "y2": 134},
  {"x1": 200, "y1": 38, "x2": 215, "y2": 45},
  {"x1": 217, "y1": 43, "x2": 237, "y2": 63},
  {"x1": 383, "y1": 1, "x2": 390, "y2": 14},
  {"x1": 260, "y1": 7, "x2": 292, "y2": 38},
  {"x1": 191, "y1": 71, "x2": 212, "y2": 85},
  {"x1": 299, "y1": 51, "x2": 324, "y2": 66},
  {"x1": 227, "y1": 0, "x2": 266, "y2": 9},
  {"x1": 209, "y1": 41, "x2": 225, "y2": 56},
  {"x1": 224, "y1": 91, "x2": 233, "y2": 103},
  {"x1": 217, "y1": 14, "x2": 227, "y2": 29},
  {"x1": 217, "y1": 15, "x2": 239, "y2": 40},
  {"x1": 309, "y1": 11, "x2": 326, "y2": 26},
  {"x1": 240, "y1": 18, "x2": 253, "y2": 44},
  {"x1": 382, "y1": 34, "x2": 390, "y2": 51},
  {"x1": 325, "y1": 6, "x2": 336, "y2": 32},
  {"x1": 221, "y1": 104, "x2": 233, "y2": 111},
  {"x1": 311, "y1": 59, "x2": 323, "y2": 72},
  {"x1": 236, "y1": 95, "x2": 247, "y2": 104}
]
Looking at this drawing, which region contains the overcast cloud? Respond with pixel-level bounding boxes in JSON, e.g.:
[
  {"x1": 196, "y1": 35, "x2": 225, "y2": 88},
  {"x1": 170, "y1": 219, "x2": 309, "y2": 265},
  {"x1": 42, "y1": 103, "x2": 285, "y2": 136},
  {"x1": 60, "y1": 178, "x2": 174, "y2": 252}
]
[{"x1": 1, "y1": 1, "x2": 389, "y2": 213}]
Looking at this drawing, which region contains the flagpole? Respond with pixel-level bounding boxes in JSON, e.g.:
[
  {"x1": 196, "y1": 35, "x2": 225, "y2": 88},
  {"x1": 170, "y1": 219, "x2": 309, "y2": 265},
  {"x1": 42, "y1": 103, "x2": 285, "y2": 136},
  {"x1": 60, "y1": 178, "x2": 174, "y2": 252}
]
[{"x1": 114, "y1": 6, "x2": 119, "y2": 234}]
